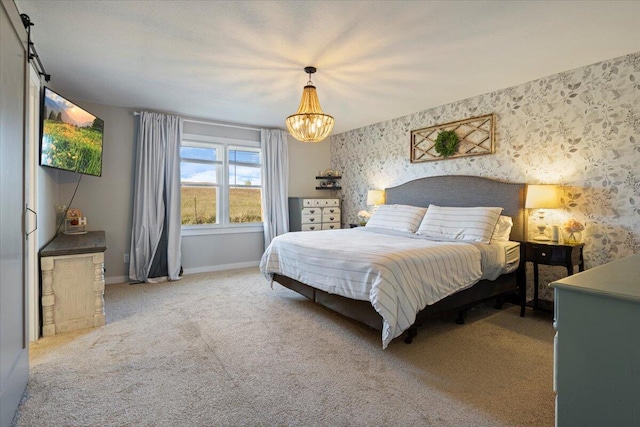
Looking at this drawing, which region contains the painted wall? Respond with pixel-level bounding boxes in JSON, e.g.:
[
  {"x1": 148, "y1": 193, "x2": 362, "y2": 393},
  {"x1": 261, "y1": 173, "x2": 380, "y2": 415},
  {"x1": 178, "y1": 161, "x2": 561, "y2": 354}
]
[
  {"x1": 178, "y1": 128, "x2": 332, "y2": 273},
  {"x1": 51, "y1": 103, "x2": 331, "y2": 283},
  {"x1": 179, "y1": 120, "x2": 264, "y2": 275},
  {"x1": 56, "y1": 102, "x2": 136, "y2": 284},
  {"x1": 36, "y1": 167, "x2": 58, "y2": 249},
  {"x1": 332, "y1": 51, "x2": 640, "y2": 300},
  {"x1": 287, "y1": 136, "x2": 332, "y2": 197}
]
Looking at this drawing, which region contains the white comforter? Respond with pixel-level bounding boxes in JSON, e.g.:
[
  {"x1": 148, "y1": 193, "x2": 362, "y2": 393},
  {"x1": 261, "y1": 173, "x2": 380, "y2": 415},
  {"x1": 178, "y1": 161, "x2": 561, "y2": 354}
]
[{"x1": 260, "y1": 227, "x2": 506, "y2": 349}]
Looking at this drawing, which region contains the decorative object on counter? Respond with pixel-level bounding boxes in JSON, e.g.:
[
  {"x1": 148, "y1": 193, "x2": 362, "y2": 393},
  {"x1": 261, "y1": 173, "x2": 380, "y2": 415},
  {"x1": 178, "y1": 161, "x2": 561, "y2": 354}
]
[
  {"x1": 562, "y1": 219, "x2": 584, "y2": 243},
  {"x1": 64, "y1": 208, "x2": 88, "y2": 235},
  {"x1": 366, "y1": 190, "x2": 385, "y2": 209},
  {"x1": 286, "y1": 66, "x2": 334, "y2": 143},
  {"x1": 525, "y1": 184, "x2": 560, "y2": 241},
  {"x1": 410, "y1": 113, "x2": 495, "y2": 162},
  {"x1": 67, "y1": 208, "x2": 82, "y2": 219},
  {"x1": 357, "y1": 210, "x2": 371, "y2": 226},
  {"x1": 55, "y1": 204, "x2": 67, "y2": 230}
]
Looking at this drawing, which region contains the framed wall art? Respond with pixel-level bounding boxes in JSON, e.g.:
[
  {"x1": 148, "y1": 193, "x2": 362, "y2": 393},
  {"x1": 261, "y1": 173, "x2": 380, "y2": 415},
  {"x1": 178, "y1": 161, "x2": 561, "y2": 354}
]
[{"x1": 410, "y1": 113, "x2": 495, "y2": 163}]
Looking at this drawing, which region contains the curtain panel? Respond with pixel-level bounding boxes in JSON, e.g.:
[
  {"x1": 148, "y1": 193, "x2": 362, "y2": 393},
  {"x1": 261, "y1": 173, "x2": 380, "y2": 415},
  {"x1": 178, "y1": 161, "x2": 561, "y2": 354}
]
[
  {"x1": 129, "y1": 112, "x2": 183, "y2": 282},
  {"x1": 261, "y1": 129, "x2": 289, "y2": 249}
]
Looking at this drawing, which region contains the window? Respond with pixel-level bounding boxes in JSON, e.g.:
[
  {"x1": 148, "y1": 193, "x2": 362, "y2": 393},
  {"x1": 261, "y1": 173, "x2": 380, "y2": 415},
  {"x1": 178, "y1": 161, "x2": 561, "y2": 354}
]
[
  {"x1": 228, "y1": 146, "x2": 262, "y2": 223},
  {"x1": 180, "y1": 135, "x2": 262, "y2": 230}
]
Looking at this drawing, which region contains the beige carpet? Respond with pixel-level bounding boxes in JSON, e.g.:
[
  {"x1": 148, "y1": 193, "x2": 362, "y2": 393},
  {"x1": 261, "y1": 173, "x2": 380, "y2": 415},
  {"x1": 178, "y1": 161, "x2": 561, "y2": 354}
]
[{"x1": 16, "y1": 268, "x2": 555, "y2": 426}]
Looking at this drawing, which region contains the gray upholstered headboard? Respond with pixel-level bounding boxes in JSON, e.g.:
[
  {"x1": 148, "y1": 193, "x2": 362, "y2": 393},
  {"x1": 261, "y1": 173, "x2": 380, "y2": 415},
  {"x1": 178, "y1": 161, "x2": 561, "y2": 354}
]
[{"x1": 385, "y1": 175, "x2": 526, "y2": 241}]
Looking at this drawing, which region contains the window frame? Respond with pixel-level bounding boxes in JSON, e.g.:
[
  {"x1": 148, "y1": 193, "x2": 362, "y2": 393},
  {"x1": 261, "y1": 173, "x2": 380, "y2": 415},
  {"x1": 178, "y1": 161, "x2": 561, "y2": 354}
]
[{"x1": 181, "y1": 133, "x2": 263, "y2": 236}]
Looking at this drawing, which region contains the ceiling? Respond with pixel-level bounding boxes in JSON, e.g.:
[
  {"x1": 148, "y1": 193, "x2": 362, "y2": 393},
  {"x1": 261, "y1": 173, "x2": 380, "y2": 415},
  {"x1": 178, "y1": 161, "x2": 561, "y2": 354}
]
[{"x1": 14, "y1": 0, "x2": 640, "y2": 135}]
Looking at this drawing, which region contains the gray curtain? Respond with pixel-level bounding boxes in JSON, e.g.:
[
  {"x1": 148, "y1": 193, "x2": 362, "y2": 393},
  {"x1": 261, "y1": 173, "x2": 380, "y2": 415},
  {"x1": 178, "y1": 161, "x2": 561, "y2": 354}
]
[
  {"x1": 129, "y1": 112, "x2": 183, "y2": 282},
  {"x1": 261, "y1": 129, "x2": 289, "y2": 249}
]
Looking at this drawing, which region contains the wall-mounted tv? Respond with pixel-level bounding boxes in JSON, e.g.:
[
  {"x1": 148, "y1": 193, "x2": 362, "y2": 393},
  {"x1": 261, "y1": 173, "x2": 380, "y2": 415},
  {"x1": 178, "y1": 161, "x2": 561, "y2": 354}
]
[{"x1": 40, "y1": 87, "x2": 104, "y2": 177}]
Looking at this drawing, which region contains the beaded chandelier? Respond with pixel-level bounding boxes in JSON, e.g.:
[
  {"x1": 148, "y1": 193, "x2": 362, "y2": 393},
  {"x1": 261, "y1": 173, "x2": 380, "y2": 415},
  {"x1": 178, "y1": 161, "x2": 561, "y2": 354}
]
[{"x1": 285, "y1": 66, "x2": 334, "y2": 143}]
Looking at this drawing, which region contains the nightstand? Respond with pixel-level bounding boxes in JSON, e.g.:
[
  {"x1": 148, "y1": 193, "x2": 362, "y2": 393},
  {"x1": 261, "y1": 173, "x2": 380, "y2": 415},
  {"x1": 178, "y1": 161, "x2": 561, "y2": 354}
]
[{"x1": 523, "y1": 240, "x2": 585, "y2": 312}]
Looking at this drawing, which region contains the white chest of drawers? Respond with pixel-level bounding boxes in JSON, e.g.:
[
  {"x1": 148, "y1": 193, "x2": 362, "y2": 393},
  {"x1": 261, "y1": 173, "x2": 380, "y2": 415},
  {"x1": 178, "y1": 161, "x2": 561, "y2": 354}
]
[{"x1": 289, "y1": 197, "x2": 341, "y2": 231}]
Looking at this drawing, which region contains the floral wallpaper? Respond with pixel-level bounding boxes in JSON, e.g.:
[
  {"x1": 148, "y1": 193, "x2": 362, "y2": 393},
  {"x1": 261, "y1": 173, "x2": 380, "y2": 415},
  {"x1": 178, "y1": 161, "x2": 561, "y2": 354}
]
[{"x1": 331, "y1": 51, "x2": 640, "y2": 301}]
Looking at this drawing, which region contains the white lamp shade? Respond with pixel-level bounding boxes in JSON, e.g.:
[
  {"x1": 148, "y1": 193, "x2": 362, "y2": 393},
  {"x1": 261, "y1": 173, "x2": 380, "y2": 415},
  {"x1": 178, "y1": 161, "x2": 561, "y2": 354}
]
[
  {"x1": 525, "y1": 185, "x2": 560, "y2": 209},
  {"x1": 367, "y1": 190, "x2": 385, "y2": 206}
]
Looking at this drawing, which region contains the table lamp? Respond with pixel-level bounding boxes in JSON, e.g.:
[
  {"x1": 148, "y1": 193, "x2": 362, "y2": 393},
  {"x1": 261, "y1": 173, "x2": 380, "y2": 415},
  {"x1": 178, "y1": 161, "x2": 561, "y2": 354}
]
[
  {"x1": 367, "y1": 190, "x2": 385, "y2": 209},
  {"x1": 525, "y1": 184, "x2": 560, "y2": 241}
]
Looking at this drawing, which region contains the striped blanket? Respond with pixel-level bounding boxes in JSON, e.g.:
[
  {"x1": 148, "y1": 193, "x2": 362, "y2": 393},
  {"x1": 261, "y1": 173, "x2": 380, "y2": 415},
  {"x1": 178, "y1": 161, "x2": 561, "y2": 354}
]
[{"x1": 260, "y1": 227, "x2": 494, "y2": 349}]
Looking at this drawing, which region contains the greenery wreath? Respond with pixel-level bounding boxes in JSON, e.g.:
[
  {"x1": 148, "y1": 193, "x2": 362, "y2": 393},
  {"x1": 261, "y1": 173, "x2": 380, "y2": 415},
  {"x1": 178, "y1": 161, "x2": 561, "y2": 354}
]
[{"x1": 434, "y1": 130, "x2": 459, "y2": 157}]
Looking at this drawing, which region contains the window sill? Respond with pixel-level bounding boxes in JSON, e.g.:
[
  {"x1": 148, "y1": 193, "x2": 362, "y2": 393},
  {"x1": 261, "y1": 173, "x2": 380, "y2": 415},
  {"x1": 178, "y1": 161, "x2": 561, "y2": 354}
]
[{"x1": 182, "y1": 224, "x2": 263, "y2": 236}]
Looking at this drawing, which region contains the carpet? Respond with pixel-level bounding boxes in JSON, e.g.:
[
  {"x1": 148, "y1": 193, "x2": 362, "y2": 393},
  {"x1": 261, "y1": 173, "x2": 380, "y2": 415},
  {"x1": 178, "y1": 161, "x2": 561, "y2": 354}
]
[{"x1": 15, "y1": 268, "x2": 555, "y2": 426}]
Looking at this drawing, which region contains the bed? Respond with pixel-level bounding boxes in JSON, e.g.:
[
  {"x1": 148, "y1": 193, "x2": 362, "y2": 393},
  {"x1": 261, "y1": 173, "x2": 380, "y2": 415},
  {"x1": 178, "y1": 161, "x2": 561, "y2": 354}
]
[{"x1": 260, "y1": 175, "x2": 527, "y2": 348}]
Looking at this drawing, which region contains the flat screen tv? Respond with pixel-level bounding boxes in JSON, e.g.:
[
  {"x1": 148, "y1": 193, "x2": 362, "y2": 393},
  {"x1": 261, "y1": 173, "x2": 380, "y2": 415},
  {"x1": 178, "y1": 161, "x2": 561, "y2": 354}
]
[{"x1": 40, "y1": 87, "x2": 104, "y2": 177}]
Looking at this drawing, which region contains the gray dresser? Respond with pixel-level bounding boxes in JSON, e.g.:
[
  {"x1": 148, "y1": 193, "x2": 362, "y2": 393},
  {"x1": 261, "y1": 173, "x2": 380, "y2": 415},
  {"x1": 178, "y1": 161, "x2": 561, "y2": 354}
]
[
  {"x1": 288, "y1": 197, "x2": 341, "y2": 231},
  {"x1": 550, "y1": 254, "x2": 640, "y2": 427}
]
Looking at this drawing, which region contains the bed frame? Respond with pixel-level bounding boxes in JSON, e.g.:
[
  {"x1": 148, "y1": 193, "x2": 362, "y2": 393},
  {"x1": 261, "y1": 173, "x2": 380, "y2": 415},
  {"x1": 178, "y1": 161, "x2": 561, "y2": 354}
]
[{"x1": 273, "y1": 175, "x2": 527, "y2": 344}]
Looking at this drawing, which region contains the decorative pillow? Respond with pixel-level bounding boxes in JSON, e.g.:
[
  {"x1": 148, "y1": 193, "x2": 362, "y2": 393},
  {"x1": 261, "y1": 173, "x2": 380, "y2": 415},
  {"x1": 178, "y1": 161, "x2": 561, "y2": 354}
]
[
  {"x1": 365, "y1": 204, "x2": 427, "y2": 233},
  {"x1": 416, "y1": 205, "x2": 503, "y2": 243},
  {"x1": 492, "y1": 215, "x2": 513, "y2": 242}
]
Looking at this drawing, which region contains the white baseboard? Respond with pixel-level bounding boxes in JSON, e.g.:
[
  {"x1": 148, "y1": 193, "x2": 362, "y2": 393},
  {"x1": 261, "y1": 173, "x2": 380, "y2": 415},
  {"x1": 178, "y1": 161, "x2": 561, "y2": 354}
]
[
  {"x1": 182, "y1": 261, "x2": 259, "y2": 275},
  {"x1": 106, "y1": 275, "x2": 129, "y2": 285},
  {"x1": 105, "y1": 261, "x2": 259, "y2": 285}
]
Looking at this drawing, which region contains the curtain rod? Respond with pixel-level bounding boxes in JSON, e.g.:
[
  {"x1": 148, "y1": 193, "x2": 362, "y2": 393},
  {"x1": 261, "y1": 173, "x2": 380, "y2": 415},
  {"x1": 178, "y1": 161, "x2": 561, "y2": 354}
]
[{"x1": 133, "y1": 111, "x2": 261, "y2": 132}]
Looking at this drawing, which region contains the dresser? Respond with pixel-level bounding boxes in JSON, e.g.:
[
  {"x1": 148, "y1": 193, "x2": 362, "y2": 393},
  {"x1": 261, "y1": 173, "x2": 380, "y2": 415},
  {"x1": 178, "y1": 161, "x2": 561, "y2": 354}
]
[
  {"x1": 550, "y1": 254, "x2": 640, "y2": 427},
  {"x1": 288, "y1": 197, "x2": 341, "y2": 231},
  {"x1": 40, "y1": 231, "x2": 107, "y2": 336}
]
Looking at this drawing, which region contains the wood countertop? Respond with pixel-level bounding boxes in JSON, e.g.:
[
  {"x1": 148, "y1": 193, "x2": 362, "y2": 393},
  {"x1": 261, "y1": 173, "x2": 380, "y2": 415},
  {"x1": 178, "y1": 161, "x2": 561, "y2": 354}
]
[{"x1": 40, "y1": 231, "x2": 107, "y2": 257}]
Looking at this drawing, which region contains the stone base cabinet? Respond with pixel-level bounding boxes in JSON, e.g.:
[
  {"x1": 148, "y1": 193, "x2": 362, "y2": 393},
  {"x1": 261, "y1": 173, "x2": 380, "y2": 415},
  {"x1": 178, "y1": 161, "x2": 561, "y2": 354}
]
[{"x1": 40, "y1": 231, "x2": 107, "y2": 336}]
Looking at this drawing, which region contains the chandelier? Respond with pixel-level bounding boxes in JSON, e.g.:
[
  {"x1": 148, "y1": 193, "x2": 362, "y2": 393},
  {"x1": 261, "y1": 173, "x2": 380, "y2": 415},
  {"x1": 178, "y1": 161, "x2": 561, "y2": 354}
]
[{"x1": 285, "y1": 66, "x2": 335, "y2": 143}]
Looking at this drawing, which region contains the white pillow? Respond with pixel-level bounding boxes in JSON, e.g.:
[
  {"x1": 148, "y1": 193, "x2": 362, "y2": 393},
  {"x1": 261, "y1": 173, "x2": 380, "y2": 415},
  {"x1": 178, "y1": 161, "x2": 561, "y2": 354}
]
[
  {"x1": 492, "y1": 215, "x2": 513, "y2": 242},
  {"x1": 416, "y1": 205, "x2": 503, "y2": 243},
  {"x1": 365, "y1": 204, "x2": 427, "y2": 233}
]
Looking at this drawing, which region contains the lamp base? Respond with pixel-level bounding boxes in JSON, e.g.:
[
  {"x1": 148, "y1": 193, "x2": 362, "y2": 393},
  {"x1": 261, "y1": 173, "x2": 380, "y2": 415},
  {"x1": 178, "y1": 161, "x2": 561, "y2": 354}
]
[{"x1": 534, "y1": 235, "x2": 551, "y2": 241}]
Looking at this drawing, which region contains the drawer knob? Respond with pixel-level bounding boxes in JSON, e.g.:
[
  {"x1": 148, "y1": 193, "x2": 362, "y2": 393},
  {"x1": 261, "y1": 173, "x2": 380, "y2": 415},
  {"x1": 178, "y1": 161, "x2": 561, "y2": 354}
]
[
  {"x1": 309, "y1": 218, "x2": 315, "y2": 222},
  {"x1": 542, "y1": 252, "x2": 546, "y2": 257}
]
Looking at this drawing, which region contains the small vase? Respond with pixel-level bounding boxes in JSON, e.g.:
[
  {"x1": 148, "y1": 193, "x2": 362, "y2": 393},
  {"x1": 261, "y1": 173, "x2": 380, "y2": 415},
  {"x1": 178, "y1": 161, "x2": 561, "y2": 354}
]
[{"x1": 564, "y1": 231, "x2": 582, "y2": 244}]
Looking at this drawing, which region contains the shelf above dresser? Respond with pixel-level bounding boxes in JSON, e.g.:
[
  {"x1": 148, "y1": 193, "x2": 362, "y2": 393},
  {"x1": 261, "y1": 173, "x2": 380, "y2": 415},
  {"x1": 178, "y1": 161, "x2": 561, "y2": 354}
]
[{"x1": 315, "y1": 175, "x2": 341, "y2": 190}]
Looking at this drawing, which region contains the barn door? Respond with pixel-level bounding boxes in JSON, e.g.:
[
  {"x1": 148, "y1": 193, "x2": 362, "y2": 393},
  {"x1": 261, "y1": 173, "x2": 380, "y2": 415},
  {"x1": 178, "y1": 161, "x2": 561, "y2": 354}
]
[{"x1": 0, "y1": 1, "x2": 29, "y2": 425}]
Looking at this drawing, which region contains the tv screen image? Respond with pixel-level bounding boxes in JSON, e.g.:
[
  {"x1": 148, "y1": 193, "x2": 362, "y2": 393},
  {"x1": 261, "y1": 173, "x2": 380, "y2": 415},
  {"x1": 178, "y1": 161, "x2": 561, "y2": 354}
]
[{"x1": 40, "y1": 87, "x2": 104, "y2": 177}]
